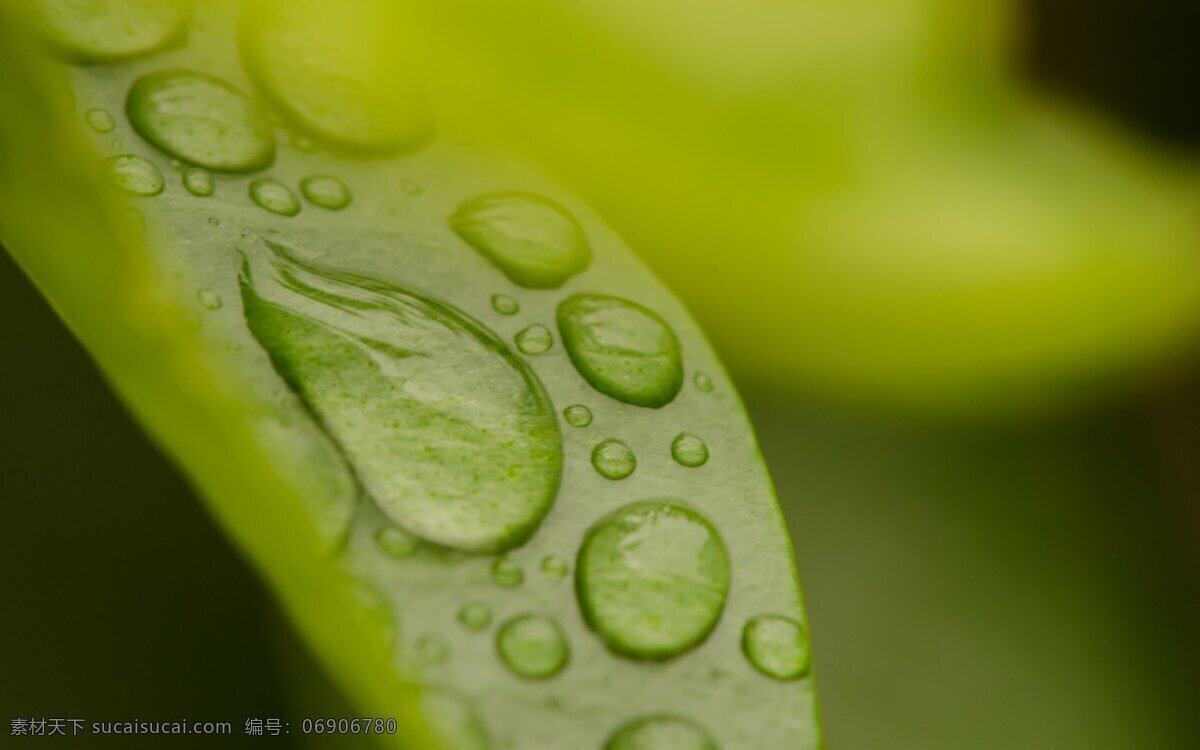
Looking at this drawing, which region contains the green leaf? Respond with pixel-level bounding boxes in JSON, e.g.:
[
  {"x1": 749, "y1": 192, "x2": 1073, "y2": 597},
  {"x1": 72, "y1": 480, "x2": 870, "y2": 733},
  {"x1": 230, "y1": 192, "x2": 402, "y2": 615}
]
[{"x1": 0, "y1": 2, "x2": 819, "y2": 748}]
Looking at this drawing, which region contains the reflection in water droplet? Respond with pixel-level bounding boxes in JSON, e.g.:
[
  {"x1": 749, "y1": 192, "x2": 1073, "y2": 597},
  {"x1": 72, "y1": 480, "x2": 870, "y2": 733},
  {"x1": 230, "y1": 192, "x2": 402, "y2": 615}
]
[
  {"x1": 183, "y1": 167, "x2": 214, "y2": 197},
  {"x1": 33, "y1": 0, "x2": 188, "y2": 63},
  {"x1": 376, "y1": 525, "x2": 420, "y2": 559},
  {"x1": 300, "y1": 175, "x2": 351, "y2": 210},
  {"x1": 450, "y1": 192, "x2": 591, "y2": 289},
  {"x1": 126, "y1": 70, "x2": 275, "y2": 172},
  {"x1": 105, "y1": 154, "x2": 163, "y2": 196},
  {"x1": 562, "y1": 404, "x2": 592, "y2": 428},
  {"x1": 197, "y1": 289, "x2": 223, "y2": 310},
  {"x1": 558, "y1": 294, "x2": 683, "y2": 408},
  {"x1": 490, "y1": 294, "x2": 519, "y2": 316},
  {"x1": 540, "y1": 555, "x2": 569, "y2": 579},
  {"x1": 457, "y1": 602, "x2": 492, "y2": 632},
  {"x1": 694, "y1": 372, "x2": 714, "y2": 393},
  {"x1": 496, "y1": 614, "x2": 569, "y2": 680},
  {"x1": 671, "y1": 433, "x2": 708, "y2": 468},
  {"x1": 742, "y1": 615, "x2": 811, "y2": 681},
  {"x1": 416, "y1": 634, "x2": 449, "y2": 666},
  {"x1": 605, "y1": 715, "x2": 718, "y2": 750},
  {"x1": 249, "y1": 179, "x2": 300, "y2": 216},
  {"x1": 85, "y1": 108, "x2": 114, "y2": 133},
  {"x1": 515, "y1": 324, "x2": 553, "y2": 356},
  {"x1": 591, "y1": 439, "x2": 635, "y2": 480},
  {"x1": 577, "y1": 500, "x2": 730, "y2": 659},
  {"x1": 491, "y1": 558, "x2": 524, "y2": 589},
  {"x1": 401, "y1": 179, "x2": 423, "y2": 195}
]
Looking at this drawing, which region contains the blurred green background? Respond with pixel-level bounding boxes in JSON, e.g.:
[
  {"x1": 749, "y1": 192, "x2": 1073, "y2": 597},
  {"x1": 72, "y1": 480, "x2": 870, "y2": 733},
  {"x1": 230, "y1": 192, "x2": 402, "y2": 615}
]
[{"x1": 3, "y1": 1, "x2": 1200, "y2": 748}]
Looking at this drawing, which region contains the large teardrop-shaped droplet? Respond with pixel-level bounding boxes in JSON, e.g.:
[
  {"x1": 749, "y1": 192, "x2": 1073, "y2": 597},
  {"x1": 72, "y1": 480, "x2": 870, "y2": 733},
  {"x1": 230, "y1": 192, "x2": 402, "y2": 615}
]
[
  {"x1": 33, "y1": 0, "x2": 188, "y2": 63},
  {"x1": 605, "y1": 715, "x2": 718, "y2": 750}
]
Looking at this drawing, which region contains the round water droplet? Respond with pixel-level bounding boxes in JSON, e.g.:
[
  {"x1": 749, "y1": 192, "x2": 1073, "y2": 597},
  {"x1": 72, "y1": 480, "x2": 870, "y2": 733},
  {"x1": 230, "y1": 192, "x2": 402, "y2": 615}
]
[
  {"x1": 605, "y1": 715, "x2": 718, "y2": 750},
  {"x1": 183, "y1": 167, "x2": 214, "y2": 197},
  {"x1": 496, "y1": 614, "x2": 569, "y2": 680},
  {"x1": 126, "y1": 70, "x2": 275, "y2": 172},
  {"x1": 562, "y1": 404, "x2": 593, "y2": 428},
  {"x1": 85, "y1": 108, "x2": 114, "y2": 133},
  {"x1": 491, "y1": 558, "x2": 524, "y2": 589},
  {"x1": 376, "y1": 525, "x2": 420, "y2": 559},
  {"x1": 197, "y1": 289, "x2": 223, "y2": 310},
  {"x1": 577, "y1": 500, "x2": 730, "y2": 660},
  {"x1": 670, "y1": 433, "x2": 708, "y2": 468},
  {"x1": 457, "y1": 603, "x2": 492, "y2": 632},
  {"x1": 490, "y1": 294, "x2": 519, "y2": 316},
  {"x1": 33, "y1": 0, "x2": 188, "y2": 63},
  {"x1": 694, "y1": 372, "x2": 714, "y2": 393},
  {"x1": 450, "y1": 193, "x2": 591, "y2": 289},
  {"x1": 540, "y1": 555, "x2": 569, "y2": 578},
  {"x1": 105, "y1": 154, "x2": 163, "y2": 196},
  {"x1": 401, "y1": 179, "x2": 423, "y2": 195},
  {"x1": 515, "y1": 324, "x2": 553, "y2": 356},
  {"x1": 558, "y1": 294, "x2": 683, "y2": 408},
  {"x1": 249, "y1": 179, "x2": 300, "y2": 216},
  {"x1": 416, "y1": 634, "x2": 449, "y2": 666},
  {"x1": 742, "y1": 615, "x2": 811, "y2": 681},
  {"x1": 300, "y1": 175, "x2": 351, "y2": 210},
  {"x1": 240, "y1": 0, "x2": 432, "y2": 153},
  {"x1": 591, "y1": 439, "x2": 635, "y2": 480},
  {"x1": 206, "y1": 216, "x2": 220, "y2": 227}
]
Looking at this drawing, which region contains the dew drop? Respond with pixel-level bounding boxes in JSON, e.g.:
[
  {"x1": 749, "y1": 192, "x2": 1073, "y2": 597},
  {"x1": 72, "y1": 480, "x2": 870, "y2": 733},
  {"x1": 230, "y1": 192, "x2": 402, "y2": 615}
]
[
  {"x1": 401, "y1": 179, "x2": 423, "y2": 195},
  {"x1": 105, "y1": 154, "x2": 163, "y2": 196},
  {"x1": 33, "y1": 0, "x2": 188, "y2": 63},
  {"x1": 558, "y1": 294, "x2": 683, "y2": 408},
  {"x1": 591, "y1": 439, "x2": 636, "y2": 480},
  {"x1": 694, "y1": 372, "x2": 714, "y2": 393},
  {"x1": 183, "y1": 167, "x2": 214, "y2": 197},
  {"x1": 577, "y1": 500, "x2": 730, "y2": 659},
  {"x1": 496, "y1": 614, "x2": 569, "y2": 680},
  {"x1": 515, "y1": 324, "x2": 553, "y2": 356},
  {"x1": 85, "y1": 108, "x2": 114, "y2": 133},
  {"x1": 457, "y1": 602, "x2": 492, "y2": 632},
  {"x1": 490, "y1": 294, "x2": 519, "y2": 316},
  {"x1": 670, "y1": 433, "x2": 708, "y2": 468},
  {"x1": 540, "y1": 555, "x2": 569, "y2": 579},
  {"x1": 563, "y1": 404, "x2": 593, "y2": 428},
  {"x1": 300, "y1": 175, "x2": 351, "y2": 210},
  {"x1": 249, "y1": 179, "x2": 300, "y2": 217},
  {"x1": 416, "y1": 634, "x2": 449, "y2": 666},
  {"x1": 375, "y1": 525, "x2": 420, "y2": 559},
  {"x1": 197, "y1": 289, "x2": 223, "y2": 311},
  {"x1": 491, "y1": 558, "x2": 524, "y2": 589},
  {"x1": 605, "y1": 715, "x2": 718, "y2": 750},
  {"x1": 450, "y1": 192, "x2": 591, "y2": 289},
  {"x1": 206, "y1": 216, "x2": 220, "y2": 227},
  {"x1": 742, "y1": 615, "x2": 811, "y2": 681},
  {"x1": 126, "y1": 70, "x2": 275, "y2": 172}
]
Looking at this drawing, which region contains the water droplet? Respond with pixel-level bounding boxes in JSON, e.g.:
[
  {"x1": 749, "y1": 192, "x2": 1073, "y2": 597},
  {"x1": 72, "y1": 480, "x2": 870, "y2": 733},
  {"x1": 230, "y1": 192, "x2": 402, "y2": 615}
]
[
  {"x1": 206, "y1": 216, "x2": 220, "y2": 227},
  {"x1": 558, "y1": 294, "x2": 683, "y2": 408},
  {"x1": 241, "y1": 242, "x2": 561, "y2": 553},
  {"x1": 515, "y1": 324, "x2": 553, "y2": 355},
  {"x1": 249, "y1": 179, "x2": 300, "y2": 216},
  {"x1": 183, "y1": 167, "x2": 214, "y2": 197},
  {"x1": 670, "y1": 433, "x2": 708, "y2": 468},
  {"x1": 605, "y1": 715, "x2": 718, "y2": 750},
  {"x1": 742, "y1": 615, "x2": 811, "y2": 681},
  {"x1": 126, "y1": 70, "x2": 275, "y2": 172},
  {"x1": 300, "y1": 175, "x2": 351, "y2": 210},
  {"x1": 33, "y1": 0, "x2": 188, "y2": 63},
  {"x1": 457, "y1": 602, "x2": 492, "y2": 632},
  {"x1": 491, "y1": 558, "x2": 524, "y2": 589},
  {"x1": 197, "y1": 289, "x2": 223, "y2": 310},
  {"x1": 105, "y1": 154, "x2": 163, "y2": 196},
  {"x1": 450, "y1": 193, "x2": 591, "y2": 289},
  {"x1": 496, "y1": 614, "x2": 569, "y2": 680},
  {"x1": 577, "y1": 500, "x2": 730, "y2": 659},
  {"x1": 562, "y1": 404, "x2": 593, "y2": 428},
  {"x1": 540, "y1": 555, "x2": 569, "y2": 578},
  {"x1": 415, "y1": 634, "x2": 449, "y2": 666},
  {"x1": 375, "y1": 525, "x2": 420, "y2": 559},
  {"x1": 693, "y1": 372, "x2": 714, "y2": 392},
  {"x1": 85, "y1": 108, "x2": 114, "y2": 133},
  {"x1": 591, "y1": 439, "x2": 636, "y2": 480},
  {"x1": 240, "y1": 0, "x2": 432, "y2": 153},
  {"x1": 401, "y1": 179, "x2": 423, "y2": 195},
  {"x1": 490, "y1": 294, "x2": 519, "y2": 316},
  {"x1": 420, "y1": 688, "x2": 490, "y2": 750}
]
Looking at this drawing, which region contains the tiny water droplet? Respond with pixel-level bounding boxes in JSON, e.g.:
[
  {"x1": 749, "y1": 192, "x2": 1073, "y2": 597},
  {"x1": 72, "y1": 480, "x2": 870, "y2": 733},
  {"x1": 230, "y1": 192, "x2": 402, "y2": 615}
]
[
  {"x1": 450, "y1": 192, "x2": 591, "y2": 289},
  {"x1": 496, "y1": 614, "x2": 569, "y2": 680},
  {"x1": 457, "y1": 602, "x2": 493, "y2": 632},
  {"x1": 540, "y1": 555, "x2": 569, "y2": 578},
  {"x1": 197, "y1": 289, "x2": 223, "y2": 310},
  {"x1": 401, "y1": 179, "x2": 423, "y2": 195},
  {"x1": 376, "y1": 525, "x2": 420, "y2": 559},
  {"x1": 85, "y1": 108, "x2": 114, "y2": 133},
  {"x1": 300, "y1": 175, "x2": 351, "y2": 210},
  {"x1": 605, "y1": 715, "x2": 717, "y2": 750},
  {"x1": 558, "y1": 294, "x2": 683, "y2": 408},
  {"x1": 206, "y1": 216, "x2": 220, "y2": 227},
  {"x1": 562, "y1": 404, "x2": 592, "y2": 428},
  {"x1": 742, "y1": 615, "x2": 811, "y2": 681},
  {"x1": 249, "y1": 179, "x2": 300, "y2": 216},
  {"x1": 490, "y1": 294, "x2": 519, "y2": 316},
  {"x1": 491, "y1": 558, "x2": 524, "y2": 589},
  {"x1": 415, "y1": 634, "x2": 449, "y2": 666},
  {"x1": 577, "y1": 500, "x2": 730, "y2": 659},
  {"x1": 591, "y1": 439, "x2": 635, "y2": 480},
  {"x1": 34, "y1": 0, "x2": 188, "y2": 63},
  {"x1": 183, "y1": 167, "x2": 214, "y2": 197},
  {"x1": 694, "y1": 372, "x2": 714, "y2": 392},
  {"x1": 515, "y1": 324, "x2": 552, "y2": 355},
  {"x1": 670, "y1": 433, "x2": 708, "y2": 468},
  {"x1": 105, "y1": 154, "x2": 163, "y2": 196}
]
